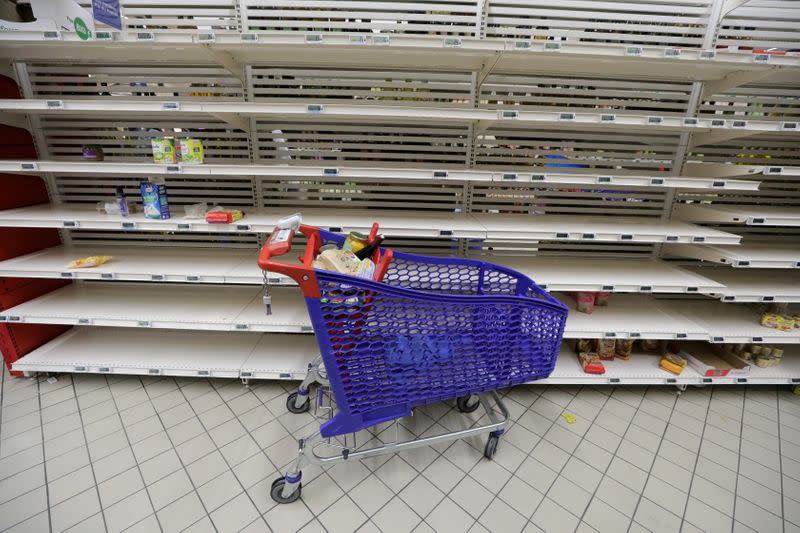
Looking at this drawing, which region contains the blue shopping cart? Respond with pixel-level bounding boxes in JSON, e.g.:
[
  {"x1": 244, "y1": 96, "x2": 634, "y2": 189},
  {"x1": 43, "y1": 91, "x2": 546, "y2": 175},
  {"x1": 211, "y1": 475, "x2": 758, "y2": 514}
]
[{"x1": 258, "y1": 215, "x2": 568, "y2": 503}]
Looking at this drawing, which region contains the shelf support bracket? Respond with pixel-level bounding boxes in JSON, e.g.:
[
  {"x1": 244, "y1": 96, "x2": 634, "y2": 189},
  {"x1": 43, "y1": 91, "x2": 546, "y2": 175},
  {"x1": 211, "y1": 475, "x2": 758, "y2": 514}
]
[
  {"x1": 0, "y1": 112, "x2": 30, "y2": 131},
  {"x1": 689, "y1": 128, "x2": 757, "y2": 149},
  {"x1": 211, "y1": 112, "x2": 250, "y2": 132},
  {"x1": 722, "y1": 0, "x2": 752, "y2": 16},
  {"x1": 476, "y1": 52, "x2": 502, "y2": 89},
  {"x1": 473, "y1": 119, "x2": 493, "y2": 136},
  {"x1": 701, "y1": 68, "x2": 777, "y2": 100},
  {"x1": 202, "y1": 45, "x2": 247, "y2": 84}
]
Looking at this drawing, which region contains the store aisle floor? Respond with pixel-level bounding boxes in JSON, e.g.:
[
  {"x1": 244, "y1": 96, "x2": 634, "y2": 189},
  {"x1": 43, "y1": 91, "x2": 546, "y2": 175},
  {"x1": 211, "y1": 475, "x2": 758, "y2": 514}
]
[{"x1": 1, "y1": 366, "x2": 798, "y2": 533}]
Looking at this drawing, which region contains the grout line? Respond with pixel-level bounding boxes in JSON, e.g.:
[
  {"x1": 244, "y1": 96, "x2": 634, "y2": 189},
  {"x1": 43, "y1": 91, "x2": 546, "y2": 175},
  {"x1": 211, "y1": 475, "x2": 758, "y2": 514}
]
[
  {"x1": 135, "y1": 376, "x2": 216, "y2": 531},
  {"x1": 67, "y1": 375, "x2": 110, "y2": 532},
  {"x1": 36, "y1": 375, "x2": 53, "y2": 533},
  {"x1": 682, "y1": 387, "x2": 739, "y2": 532},
  {"x1": 175, "y1": 378, "x2": 284, "y2": 532},
  {"x1": 775, "y1": 387, "x2": 786, "y2": 530}
]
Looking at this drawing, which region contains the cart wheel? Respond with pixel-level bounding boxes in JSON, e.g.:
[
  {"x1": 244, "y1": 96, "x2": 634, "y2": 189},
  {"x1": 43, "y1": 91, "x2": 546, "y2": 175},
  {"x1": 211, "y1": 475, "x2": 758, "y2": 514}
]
[
  {"x1": 484, "y1": 434, "x2": 500, "y2": 459},
  {"x1": 456, "y1": 395, "x2": 480, "y2": 413},
  {"x1": 286, "y1": 391, "x2": 310, "y2": 414},
  {"x1": 270, "y1": 476, "x2": 302, "y2": 504}
]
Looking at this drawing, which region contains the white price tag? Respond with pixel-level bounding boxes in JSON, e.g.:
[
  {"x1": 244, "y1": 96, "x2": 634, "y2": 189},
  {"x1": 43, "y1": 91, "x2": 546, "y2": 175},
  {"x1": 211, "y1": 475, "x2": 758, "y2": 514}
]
[{"x1": 271, "y1": 229, "x2": 292, "y2": 243}]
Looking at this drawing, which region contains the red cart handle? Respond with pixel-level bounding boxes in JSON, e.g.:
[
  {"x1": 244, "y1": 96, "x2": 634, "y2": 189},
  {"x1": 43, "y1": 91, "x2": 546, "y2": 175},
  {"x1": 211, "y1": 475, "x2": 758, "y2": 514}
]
[{"x1": 258, "y1": 223, "x2": 322, "y2": 298}]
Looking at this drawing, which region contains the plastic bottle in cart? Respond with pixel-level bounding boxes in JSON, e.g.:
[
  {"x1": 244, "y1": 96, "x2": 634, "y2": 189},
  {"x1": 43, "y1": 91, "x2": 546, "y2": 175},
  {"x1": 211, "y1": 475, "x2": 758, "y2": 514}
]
[{"x1": 115, "y1": 187, "x2": 130, "y2": 217}]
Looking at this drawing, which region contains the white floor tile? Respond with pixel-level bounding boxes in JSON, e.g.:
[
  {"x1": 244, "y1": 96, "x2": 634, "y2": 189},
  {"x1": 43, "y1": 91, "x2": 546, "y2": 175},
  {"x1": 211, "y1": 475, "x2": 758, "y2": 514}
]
[
  {"x1": 426, "y1": 497, "x2": 476, "y2": 533},
  {"x1": 373, "y1": 496, "x2": 422, "y2": 533}
]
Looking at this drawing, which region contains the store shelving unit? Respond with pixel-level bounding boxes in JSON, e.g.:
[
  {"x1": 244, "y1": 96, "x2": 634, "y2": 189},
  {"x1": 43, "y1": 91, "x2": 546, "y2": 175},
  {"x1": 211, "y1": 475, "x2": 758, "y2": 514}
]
[{"x1": 1, "y1": 0, "x2": 798, "y2": 386}]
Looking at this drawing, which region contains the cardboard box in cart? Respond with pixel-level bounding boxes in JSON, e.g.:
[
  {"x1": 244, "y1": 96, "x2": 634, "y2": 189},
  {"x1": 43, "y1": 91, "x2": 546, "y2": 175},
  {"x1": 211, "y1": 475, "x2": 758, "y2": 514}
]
[{"x1": 672, "y1": 341, "x2": 750, "y2": 378}]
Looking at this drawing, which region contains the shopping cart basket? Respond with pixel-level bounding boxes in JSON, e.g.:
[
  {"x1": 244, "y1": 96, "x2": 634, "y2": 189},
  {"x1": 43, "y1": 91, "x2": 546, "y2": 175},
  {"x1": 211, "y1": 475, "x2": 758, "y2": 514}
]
[{"x1": 257, "y1": 215, "x2": 568, "y2": 504}]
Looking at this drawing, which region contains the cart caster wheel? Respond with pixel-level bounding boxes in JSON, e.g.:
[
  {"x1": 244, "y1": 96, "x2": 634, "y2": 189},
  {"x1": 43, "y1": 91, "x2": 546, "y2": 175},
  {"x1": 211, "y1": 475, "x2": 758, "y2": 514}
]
[
  {"x1": 456, "y1": 395, "x2": 480, "y2": 413},
  {"x1": 286, "y1": 391, "x2": 310, "y2": 414},
  {"x1": 484, "y1": 434, "x2": 500, "y2": 459},
  {"x1": 270, "y1": 477, "x2": 302, "y2": 504}
]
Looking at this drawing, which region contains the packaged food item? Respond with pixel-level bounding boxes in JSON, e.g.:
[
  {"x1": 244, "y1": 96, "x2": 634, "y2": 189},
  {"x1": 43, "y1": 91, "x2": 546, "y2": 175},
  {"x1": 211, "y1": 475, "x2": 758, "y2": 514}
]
[
  {"x1": 82, "y1": 145, "x2": 104, "y2": 161},
  {"x1": 578, "y1": 352, "x2": 605, "y2": 374},
  {"x1": 177, "y1": 138, "x2": 204, "y2": 164},
  {"x1": 205, "y1": 209, "x2": 244, "y2": 224},
  {"x1": 794, "y1": 315, "x2": 800, "y2": 329},
  {"x1": 597, "y1": 339, "x2": 616, "y2": 360},
  {"x1": 594, "y1": 292, "x2": 611, "y2": 306},
  {"x1": 660, "y1": 353, "x2": 687, "y2": 375},
  {"x1": 318, "y1": 249, "x2": 361, "y2": 274},
  {"x1": 615, "y1": 339, "x2": 634, "y2": 360},
  {"x1": 343, "y1": 231, "x2": 370, "y2": 253},
  {"x1": 772, "y1": 348, "x2": 784, "y2": 358},
  {"x1": 355, "y1": 258, "x2": 376, "y2": 280},
  {"x1": 151, "y1": 138, "x2": 177, "y2": 164},
  {"x1": 355, "y1": 234, "x2": 385, "y2": 260},
  {"x1": 576, "y1": 339, "x2": 596, "y2": 353},
  {"x1": 67, "y1": 255, "x2": 112, "y2": 268},
  {"x1": 760, "y1": 312, "x2": 795, "y2": 331},
  {"x1": 641, "y1": 339, "x2": 661, "y2": 353},
  {"x1": 574, "y1": 292, "x2": 595, "y2": 314},
  {"x1": 140, "y1": 180, "x2": 170, "y2": 219}
]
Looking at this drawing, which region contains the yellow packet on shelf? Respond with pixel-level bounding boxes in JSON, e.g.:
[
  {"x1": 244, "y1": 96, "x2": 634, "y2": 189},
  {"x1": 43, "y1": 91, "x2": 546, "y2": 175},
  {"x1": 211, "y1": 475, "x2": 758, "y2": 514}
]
[{"x1": 66, "y1": 256, "x2": 113, "y2": 269}]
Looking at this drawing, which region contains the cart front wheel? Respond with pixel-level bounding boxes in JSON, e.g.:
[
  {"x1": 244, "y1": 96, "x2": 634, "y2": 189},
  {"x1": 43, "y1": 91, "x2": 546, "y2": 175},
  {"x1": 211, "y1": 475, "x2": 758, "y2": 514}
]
[
  {"x1": 270, "y1": 477, "x2": 302, "y2": 504},
  {"x1": 286, "y1": 391, "x2": 310, "y2": 414},
  {"x1": 484, "y1": 434, "x2": 500, "y2": 459},
  {"x1": 456, "y1": 395, "x2": 480, "y2": 413}
]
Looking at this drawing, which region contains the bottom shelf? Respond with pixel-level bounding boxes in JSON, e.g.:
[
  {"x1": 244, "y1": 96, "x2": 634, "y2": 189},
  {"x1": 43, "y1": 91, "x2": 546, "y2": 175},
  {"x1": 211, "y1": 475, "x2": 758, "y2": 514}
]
[
  {"x1": 12, "y1": 327, "x2": 313, "y2": 380},
  {"x1": 12, "y1": 327, "x2": 800, "y2": 385}
]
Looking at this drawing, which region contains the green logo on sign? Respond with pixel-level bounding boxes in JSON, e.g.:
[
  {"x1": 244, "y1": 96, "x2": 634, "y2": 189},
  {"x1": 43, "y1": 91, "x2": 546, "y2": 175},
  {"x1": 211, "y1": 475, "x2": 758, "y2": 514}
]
[{"x1": 74, "y1": 17, "x2": 90, "y2": 40}]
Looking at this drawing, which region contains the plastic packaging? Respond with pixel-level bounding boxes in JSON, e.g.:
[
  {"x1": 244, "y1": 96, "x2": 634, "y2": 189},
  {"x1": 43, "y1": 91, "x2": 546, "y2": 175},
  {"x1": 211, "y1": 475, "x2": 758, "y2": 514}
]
[
  {"x1": 177, "y1": 138, "x2": 204, "y2": 164},
  {"x1": 574, "y1": 292, "x2": 595, "y2": 314},
  {"x1": 641, "y1": 339, "x2": 661, "y2": 353},
  {"x1": 660, "y1": 353, "x2": 687, "y2": 375},
  {"x1": 597, "y1": 339, "x2": 616, "y2": 360},
  {"x1": 318, "y1": 249, "x2": 361, "y2": 274},
  {"x1": 67, "y1": 255, "x2": 112, "y2": 268},
  {"x1": 82, "y1": 145, "x2": 104, "y2": 161},
  {"x1": 594, "y1": 292, "x2": 611, "y2": 306},
  {"x1": 151, "y1": 138, "x2": 176, "y2": 164},
  {"x1": 140, "y1": 180, "x2": 170, "y2": 219},
  {"x1": 115, "y1": 187, "x2": 129, "y2": 217},
  {"x1": 183, "y1": 202, "x2": 208, "y2": 219},
  {"x1": 578, "y1": 352, "x2": 605, "y2": 374},
  {"x1": 205, "y1": 210, "x2": 244, "y2": 224},
  {"x1": 615, "y1": 339, "x2": 634, "y2": 360}
]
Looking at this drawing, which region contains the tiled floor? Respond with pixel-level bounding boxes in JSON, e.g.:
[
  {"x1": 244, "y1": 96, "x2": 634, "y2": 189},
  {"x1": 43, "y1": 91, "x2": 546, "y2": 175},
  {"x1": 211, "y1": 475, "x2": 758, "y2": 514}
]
[{"x1": 1, "y1": 365, "x2": 799, "y2": 533}]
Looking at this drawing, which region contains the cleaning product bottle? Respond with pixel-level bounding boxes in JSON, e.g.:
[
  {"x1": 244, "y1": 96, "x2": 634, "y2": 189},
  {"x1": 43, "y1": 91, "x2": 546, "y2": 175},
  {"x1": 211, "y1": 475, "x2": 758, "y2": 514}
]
[{"x1": 115, "y1": 187, "x2": 130, "y2": 217}]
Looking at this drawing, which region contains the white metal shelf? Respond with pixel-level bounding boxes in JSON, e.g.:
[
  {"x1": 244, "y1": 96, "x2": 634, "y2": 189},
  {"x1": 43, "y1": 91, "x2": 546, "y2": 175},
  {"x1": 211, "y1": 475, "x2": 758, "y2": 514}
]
[
  {"x1": 0, "y1": 283, "x2": 310, "y2": 333},
  {"x1": 674, "y1": 204, "x2": 800, "y2": 226},
  {"x1": 0, "y1": 245, "x2": 260, "y2": 284},
  {"x1": 666, "y1": 242, "x2": 800, "y2": 268},
  {"x1": 540, "y1": 345, "x2": 703, "y2": 385},
  {"x1": 472, "y1": 214, "x2": 740, "y2": 244},
  {"x1": 0, "y1": 32, "x2": 796, "y2": 85},
  {"x1": 501, "y1": 257, "x2": 723, "y2": 294},
  {"x1": 0, "y1": 205, "x2": 741, "y2": 244},
  {"x1": 687, "y1": 267, "x2": 800, "y2": 302},
  {"x1": 667, "y1": 300, "x2": 800, "y2": 344},
  {"x1": 5, "y1": 282, "x2": 785, "y2": 343},
  {"x1": 13, "y1": 327, "x2": 799, "y2": 385},
  {"x1": 2, "y1": 99, "x2": 796, "y2": 139},
  {"x1": 557, "y1": 293, "x2": 708, "y2": 341},
  {"x1": 0, "y1": 160, "x2": 762, "y2": 191},
  {"x1": 11, "y1": 327, "x2": 312, "y2": 380},
  {"x1": 0, "y1": 205, "x2": 485, "y2": 238}
]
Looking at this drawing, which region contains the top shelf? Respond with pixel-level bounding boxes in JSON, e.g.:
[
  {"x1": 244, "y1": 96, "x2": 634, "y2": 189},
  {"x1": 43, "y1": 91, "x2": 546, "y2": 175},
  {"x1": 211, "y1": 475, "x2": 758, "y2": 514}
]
[
  {"x1": 0, "y1": 31, "x2": 797, "y2": 84},
  {"x1": 674, "y1": 204, "x2": 800, "y2": 226}
]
